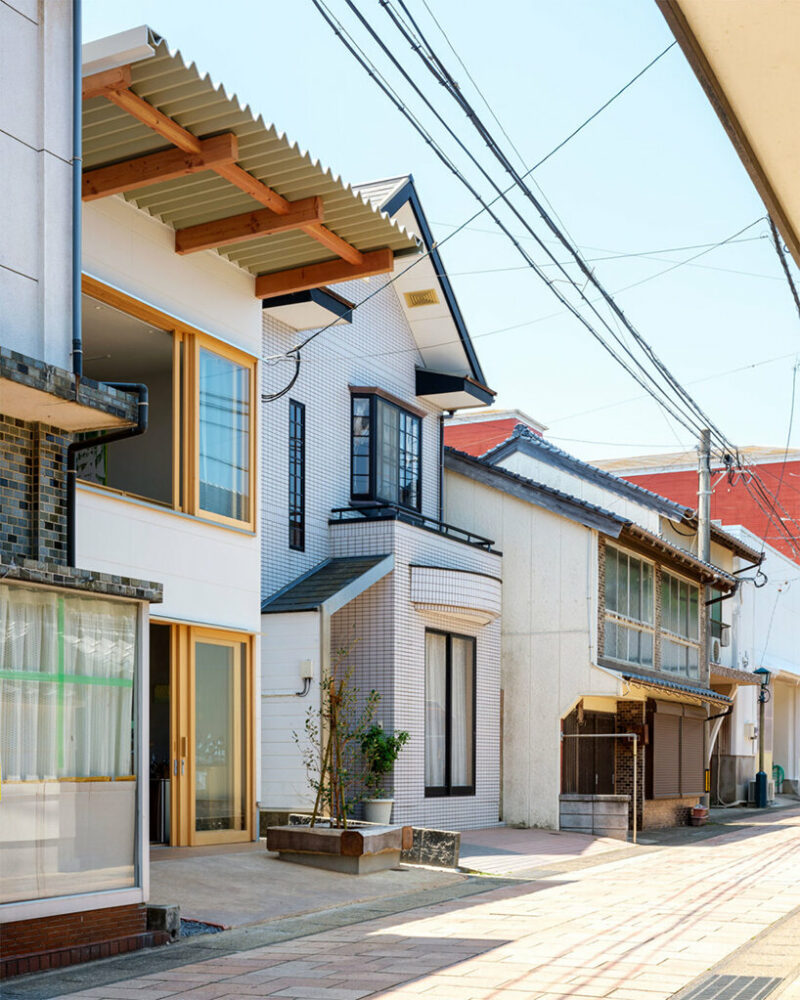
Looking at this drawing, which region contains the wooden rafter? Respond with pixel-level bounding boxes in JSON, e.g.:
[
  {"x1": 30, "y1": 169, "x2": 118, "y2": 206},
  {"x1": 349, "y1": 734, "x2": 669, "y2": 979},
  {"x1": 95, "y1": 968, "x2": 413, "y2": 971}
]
[
  {"x1": 175, "y1": 196, "x2": 324, "y2": 255},
  {"x1": 83, "y1": 133, "x2": 238, "y2": 201},
  {"x1": 256, "y1": 248, "x2": 394, "y2": 299},
  {"x1": 81, "y1": 66, "x2": 388, "y2": 287}
]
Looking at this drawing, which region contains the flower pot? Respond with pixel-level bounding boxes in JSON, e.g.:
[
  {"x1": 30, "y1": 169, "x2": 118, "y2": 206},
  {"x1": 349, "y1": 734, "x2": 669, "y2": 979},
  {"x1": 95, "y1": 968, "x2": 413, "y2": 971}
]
[
  {"x1": 363, "y1": 798, "x2": 394, "y2": 824},
  {"x1": 689, "y1": 805, "x2": 708, "y2": 827}
]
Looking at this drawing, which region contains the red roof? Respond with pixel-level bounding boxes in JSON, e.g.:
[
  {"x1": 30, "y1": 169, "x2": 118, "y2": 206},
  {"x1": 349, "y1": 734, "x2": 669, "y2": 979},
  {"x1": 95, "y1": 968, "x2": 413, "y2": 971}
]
[
  {"x1": 623, "y1": 460, "x2": 800, "y2": 565},
  {"x1": 444, "y1": 418, "x2": 541, "y2": 457}
]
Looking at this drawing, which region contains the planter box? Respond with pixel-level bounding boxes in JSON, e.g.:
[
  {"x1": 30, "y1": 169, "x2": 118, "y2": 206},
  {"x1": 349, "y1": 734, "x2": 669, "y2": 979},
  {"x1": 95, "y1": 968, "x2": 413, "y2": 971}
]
[{"x1": 266, "y1": 824, "x2": 413, "y2": 874}]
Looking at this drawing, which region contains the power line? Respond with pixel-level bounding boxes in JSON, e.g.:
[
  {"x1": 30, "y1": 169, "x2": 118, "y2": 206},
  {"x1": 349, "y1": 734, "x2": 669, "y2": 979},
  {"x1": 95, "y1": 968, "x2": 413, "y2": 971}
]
[
  {"x1": 383, "y1": 0, "x2": 737, "y2": 458},
  {"x1": 769, "y1": 217, "x2": 800, "y2": 321}
]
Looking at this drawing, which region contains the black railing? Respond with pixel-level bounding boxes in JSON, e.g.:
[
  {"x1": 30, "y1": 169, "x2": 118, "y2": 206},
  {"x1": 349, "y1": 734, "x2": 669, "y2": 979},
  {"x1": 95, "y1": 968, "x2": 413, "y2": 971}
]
[{"x1": 329, "y1": 503, "x2": 496, "y2": 550}]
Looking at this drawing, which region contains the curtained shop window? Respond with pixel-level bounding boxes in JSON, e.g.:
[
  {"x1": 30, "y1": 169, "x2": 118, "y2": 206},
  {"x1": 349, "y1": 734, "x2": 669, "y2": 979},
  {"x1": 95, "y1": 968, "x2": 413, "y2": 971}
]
[
  {"x1": 0, "y1": 583, "x2": 139, "y2": 904},
  {"x1": 424, "y1": 630, "x2": 475, "y2": 796}
]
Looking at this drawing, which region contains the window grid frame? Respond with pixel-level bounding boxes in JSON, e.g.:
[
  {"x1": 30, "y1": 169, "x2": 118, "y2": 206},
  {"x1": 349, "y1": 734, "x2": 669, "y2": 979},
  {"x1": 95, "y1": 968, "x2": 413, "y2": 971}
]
[{"x1": 350, "y1": 392, "x2": 422, "y2": 513}]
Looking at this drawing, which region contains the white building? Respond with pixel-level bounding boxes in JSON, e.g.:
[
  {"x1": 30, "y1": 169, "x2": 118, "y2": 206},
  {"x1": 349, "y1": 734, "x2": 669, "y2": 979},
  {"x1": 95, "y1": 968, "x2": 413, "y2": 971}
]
[{"x1": 259, "y1": 177, "x2": 503, "y2": 831}]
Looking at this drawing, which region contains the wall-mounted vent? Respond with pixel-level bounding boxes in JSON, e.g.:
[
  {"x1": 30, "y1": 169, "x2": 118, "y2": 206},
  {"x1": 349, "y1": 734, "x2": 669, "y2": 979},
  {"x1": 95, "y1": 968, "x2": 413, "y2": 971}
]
[{"x1": 404, "y1": 289, "x2": 440, "y2": 308}]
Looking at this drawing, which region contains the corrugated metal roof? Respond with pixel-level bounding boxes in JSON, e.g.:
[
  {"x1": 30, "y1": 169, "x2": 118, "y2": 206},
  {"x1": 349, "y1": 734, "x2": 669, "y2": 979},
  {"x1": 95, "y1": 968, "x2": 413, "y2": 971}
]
[
  {"x1": 352, "y1": 176, "x2": 411, "y2": 211},
  {"x1": 83, "y1": 34, "x2": 418, "y2": 277},
  {"x1": 620, "y1": 668, "x2": 733, "y2": 704}
]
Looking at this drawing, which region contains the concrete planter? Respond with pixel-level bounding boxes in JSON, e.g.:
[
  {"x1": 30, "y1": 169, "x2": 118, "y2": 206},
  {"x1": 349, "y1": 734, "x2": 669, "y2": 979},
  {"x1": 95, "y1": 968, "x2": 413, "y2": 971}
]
[
  {"x1": 559, "y1": 794, "x2": 630, "y2": 840},
  {"x1": 266, "y1": 823, "x2": 412, "y2": 874},
  {"x1": 363, "y1": 798, "x2": 394, "y2": 824}
]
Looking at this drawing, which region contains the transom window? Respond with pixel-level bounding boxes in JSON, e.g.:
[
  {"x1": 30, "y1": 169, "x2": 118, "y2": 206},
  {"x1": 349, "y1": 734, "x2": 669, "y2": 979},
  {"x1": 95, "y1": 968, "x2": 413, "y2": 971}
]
[
  {"x1": 661, "y1": 571, "x2": 700, "y2": 679},
  {"x1": 351, "y1": 393, "x2": 421, "y2": 510},
  {"x1": 603, "y1": 546, "x2": 655, "y2": 668}
]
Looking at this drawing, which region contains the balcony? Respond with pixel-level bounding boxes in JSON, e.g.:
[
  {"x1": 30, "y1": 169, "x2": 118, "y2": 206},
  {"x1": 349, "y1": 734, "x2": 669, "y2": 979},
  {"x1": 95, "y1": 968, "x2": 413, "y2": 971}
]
[{"x1": 329, "y1": 502, "x2": 496, "y2": 551}]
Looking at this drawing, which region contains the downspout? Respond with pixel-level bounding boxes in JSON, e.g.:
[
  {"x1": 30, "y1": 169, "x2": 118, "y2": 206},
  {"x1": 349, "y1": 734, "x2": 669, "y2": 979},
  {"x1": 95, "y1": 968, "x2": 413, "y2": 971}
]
[
  {"x1": 66, "y1": 383, "x2": 148, "y2": 567},
  {"x1": 438, "y1": 414, "x2": 446, "y2": 522},
  {"x1": 72, "y1": 0, "x2": 83, "y2": 376}
]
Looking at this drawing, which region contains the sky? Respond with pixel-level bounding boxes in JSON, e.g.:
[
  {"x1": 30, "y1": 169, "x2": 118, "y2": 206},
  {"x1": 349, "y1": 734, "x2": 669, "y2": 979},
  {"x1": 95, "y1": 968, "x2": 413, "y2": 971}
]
[{"x1": 82, "y1": 0, "x2": 800, "y2": 463}]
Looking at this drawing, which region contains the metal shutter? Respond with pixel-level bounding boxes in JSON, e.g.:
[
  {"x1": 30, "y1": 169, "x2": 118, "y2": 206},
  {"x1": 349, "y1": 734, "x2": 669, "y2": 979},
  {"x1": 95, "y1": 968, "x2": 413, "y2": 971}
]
[
  {"x1": 680, "y1": 716, "x2": 705, "y2": 796},
  {"x1": 652, "y1": 711, "x2": 681, "y2": 798}
]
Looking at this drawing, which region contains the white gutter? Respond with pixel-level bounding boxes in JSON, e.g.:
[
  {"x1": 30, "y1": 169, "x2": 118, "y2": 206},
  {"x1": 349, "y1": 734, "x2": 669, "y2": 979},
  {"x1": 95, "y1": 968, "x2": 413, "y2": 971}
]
[{"x1": 82, "y1": 25, "x2": 156, "y2": 76}]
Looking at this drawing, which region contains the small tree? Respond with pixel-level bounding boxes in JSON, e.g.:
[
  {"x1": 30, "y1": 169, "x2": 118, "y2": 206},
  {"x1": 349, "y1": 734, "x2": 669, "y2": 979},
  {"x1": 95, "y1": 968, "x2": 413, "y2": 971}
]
[
  {"x1": 294, "y1": 644, "x2": 379, "y2": 828},
  {"x1": 361, "y1": 723, "x2": 410, "y2": 798}
]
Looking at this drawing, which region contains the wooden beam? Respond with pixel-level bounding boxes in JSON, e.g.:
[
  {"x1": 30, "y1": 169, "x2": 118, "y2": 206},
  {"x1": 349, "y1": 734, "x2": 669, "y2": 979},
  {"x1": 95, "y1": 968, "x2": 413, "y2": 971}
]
[
  {"x1": 82, "y1": 133, "x2": 238, "y2": 201},
  {"x1": 256, "y1": 248, "x2": 394, "y2": 299},
  {"x1": 102, "y1": 86, "x2": 368, "y2": 264},
  {"x1": 301, "y1": 222, "x2": 363, "y2": 266},
  {"x1": 175, "y1": 196, "x2": 324, "y2": 254},
  {"x1": 82, "y1": 65, "x2": 131, "y2": 101}
]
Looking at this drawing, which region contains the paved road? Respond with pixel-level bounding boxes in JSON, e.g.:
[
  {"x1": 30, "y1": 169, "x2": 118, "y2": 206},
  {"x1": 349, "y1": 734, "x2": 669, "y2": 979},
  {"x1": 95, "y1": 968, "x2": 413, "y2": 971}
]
[{"x1": 51, "y1": 810, "x2": 800, "y2": 999}]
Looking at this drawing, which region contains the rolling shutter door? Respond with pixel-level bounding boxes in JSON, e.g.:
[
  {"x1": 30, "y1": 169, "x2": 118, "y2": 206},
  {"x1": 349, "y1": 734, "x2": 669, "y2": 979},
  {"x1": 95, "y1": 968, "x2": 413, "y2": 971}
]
[
  {"x1": 680, "y1": 710, "x2": 705, "y2": 796},
  {"x1": 652, "y1": 702, "x2": 681, "y2": 798}
]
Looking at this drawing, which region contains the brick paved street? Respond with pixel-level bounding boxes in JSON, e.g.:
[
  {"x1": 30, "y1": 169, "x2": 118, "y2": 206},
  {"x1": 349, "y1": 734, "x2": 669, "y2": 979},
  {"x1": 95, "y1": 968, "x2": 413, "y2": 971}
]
[{"x1": 42, "y1": 810, "x2": 800, "y2": 1000}]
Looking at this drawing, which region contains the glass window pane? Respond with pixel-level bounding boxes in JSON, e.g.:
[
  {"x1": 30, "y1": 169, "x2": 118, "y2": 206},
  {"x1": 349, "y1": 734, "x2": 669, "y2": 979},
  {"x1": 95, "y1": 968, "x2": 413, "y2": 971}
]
[
  {"x1": 0, "y1": 585, "x2": 138, "y2": 903},
  {"x1": 451, "y1": 638, "x2": 474, "y2": 787},
  {"x1": 629, "y1": 558, "x2": 641, "y2": 622},
  {"x1": 617, "y1": 552, "x2": 628, "y2": 617},
  {"x1": 199, "y1": 349, "x2": 250, "y2": 521},
  {"x1": 688, "y1": 588, "x2": 699, "y2": 640},
  {"x1": 641, "y1": 563, "x2": 654, "y2": 624},
  {"x1": 194, "y1": 641, "x2": 246, "y2": 833},
  {"x1": 425, "y1": 633, "x2": 447, "y2": 788},
  {"x1": 605, "y1": 547, "x2": 618, "y2": 613}
]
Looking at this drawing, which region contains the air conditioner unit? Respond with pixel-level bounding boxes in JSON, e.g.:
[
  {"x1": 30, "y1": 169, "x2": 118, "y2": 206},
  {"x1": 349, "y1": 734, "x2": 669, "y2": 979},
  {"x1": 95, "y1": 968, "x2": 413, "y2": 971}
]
[{"x1": 747, "y1": 779, "x2": 775, "y2": 805}]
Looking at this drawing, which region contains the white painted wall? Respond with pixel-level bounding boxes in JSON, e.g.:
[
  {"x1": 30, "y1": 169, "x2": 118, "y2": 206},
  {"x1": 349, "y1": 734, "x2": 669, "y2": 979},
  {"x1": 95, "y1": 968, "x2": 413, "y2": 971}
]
[
  {"x1": 260, "y1": 611, "x2": 321, "y2": 810},
  {"x1": 445, "y1": 468, "x2": 620, "y2": 829},
  {"x1": 1, "y1": 0, "x2": 73, "y2": 368},
  {"x1": 496, "y1": 450, "x2": 662, "y2": 534},
  {"x1": 76, "y1": 487, "x2": 260, "y2": 633},
  {"x1": 83, "y1": 197, "x2": 262, "y2": 358}
]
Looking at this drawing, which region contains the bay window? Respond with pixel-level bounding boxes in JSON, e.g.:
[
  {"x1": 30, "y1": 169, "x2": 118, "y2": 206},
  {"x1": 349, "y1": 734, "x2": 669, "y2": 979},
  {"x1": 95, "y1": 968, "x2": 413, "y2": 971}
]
[
  {"x1": 603, "y1": 546, "x2": 655, "y2": 667},
  {"x1": 0, "y1": 583, "x2": 139, "y2": 903},
  {"x1": 661, "y1": 571, "x2": 700, "y2": 678},
  {"x1": 425, "y1": 630, "x2": 475, "y2": 796},
  {"x1": 351, "y1": 393, "x2": 421, "y2": 510}
]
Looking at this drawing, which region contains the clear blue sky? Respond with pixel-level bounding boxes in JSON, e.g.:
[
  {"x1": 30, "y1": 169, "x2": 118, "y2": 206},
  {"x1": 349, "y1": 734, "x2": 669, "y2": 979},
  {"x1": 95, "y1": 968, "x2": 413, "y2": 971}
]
[{"x1": 83, "y1": 0, "x2": 800, "y2": 462}]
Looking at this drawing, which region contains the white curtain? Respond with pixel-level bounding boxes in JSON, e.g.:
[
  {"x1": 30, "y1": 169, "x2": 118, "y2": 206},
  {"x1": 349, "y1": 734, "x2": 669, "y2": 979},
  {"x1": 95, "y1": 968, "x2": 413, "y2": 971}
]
[
  {"x1": 451, "y1": 637, "x2": 474, "y2": 787},
  {"x1": 0, "y1": 585, "x2": 136, "y2": 781},
  {"x1": 424, "y1": 632, "x2": 447, "y2": 787}
]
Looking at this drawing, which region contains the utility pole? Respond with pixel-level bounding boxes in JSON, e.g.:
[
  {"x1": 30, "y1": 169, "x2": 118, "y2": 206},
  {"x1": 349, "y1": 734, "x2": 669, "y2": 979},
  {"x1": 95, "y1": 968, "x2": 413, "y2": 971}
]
[{"x1": 698, "y1": 429, "x2": 712, "y2": 808}]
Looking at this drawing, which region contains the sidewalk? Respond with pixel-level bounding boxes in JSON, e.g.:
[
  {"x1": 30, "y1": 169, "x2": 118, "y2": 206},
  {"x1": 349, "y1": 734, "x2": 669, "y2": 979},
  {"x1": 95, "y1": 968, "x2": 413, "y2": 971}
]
[{"x1": 7, "y1": 806, "x2": 800, "y2": 1000}]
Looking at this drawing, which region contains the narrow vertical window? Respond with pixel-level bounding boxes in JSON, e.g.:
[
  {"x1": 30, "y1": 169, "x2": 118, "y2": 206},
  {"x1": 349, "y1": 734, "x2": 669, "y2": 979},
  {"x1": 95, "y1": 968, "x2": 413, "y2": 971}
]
[
  {"x1": 425, "y1": 630, "x2": 476, "y2": 796},
  {"x1": 288, "y1": 400, "x2": 305, "y2": 551}
]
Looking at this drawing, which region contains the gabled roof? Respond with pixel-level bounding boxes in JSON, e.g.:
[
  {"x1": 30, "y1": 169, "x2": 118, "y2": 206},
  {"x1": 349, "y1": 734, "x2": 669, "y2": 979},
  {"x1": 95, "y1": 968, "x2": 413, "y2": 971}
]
[
  {"x1": 446, "y1": 446, "x2": 737, "y2": 588},
  {"x1": 353, "y1": 174, "x2": 489, "y2": 390}
]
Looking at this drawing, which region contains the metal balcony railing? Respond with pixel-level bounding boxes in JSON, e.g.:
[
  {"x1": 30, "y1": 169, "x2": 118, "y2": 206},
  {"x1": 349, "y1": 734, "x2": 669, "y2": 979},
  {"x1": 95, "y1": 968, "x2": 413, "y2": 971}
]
[{"x1": 329, "y1": 502, "x2": 496, "y2": 550}]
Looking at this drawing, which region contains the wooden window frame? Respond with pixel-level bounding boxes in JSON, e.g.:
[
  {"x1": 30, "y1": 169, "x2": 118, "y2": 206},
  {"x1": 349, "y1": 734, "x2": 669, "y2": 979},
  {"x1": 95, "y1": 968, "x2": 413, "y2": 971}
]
[
  {"x1": 424, "y1": 628, "x2": 477, "y2": 799},
  {"x1": 603, "y1": 544, "x2": 656, "y2": 669},
  {"x1": 660, "y1": 568, "x2": 701, "y2": 680},
  {"x1": 81, "y1": 276, "x2": 257, "y2": 532}
]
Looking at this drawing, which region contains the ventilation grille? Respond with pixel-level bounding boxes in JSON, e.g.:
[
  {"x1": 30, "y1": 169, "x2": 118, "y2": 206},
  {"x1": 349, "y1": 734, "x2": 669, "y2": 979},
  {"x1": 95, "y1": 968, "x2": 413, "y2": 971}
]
[
  {"x1": 404, "y1": 289, "x2": 439, "y2": 308},
  {"x1": 681, "y1": 975, "x2": 782, "y2": 1000}
]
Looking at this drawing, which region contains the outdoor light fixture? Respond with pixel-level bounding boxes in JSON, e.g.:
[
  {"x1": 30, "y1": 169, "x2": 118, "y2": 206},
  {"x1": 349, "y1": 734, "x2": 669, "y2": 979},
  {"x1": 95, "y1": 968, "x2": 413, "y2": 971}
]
[{"x1": 753, "y1": 667, "x2": 772, "y2": 807}]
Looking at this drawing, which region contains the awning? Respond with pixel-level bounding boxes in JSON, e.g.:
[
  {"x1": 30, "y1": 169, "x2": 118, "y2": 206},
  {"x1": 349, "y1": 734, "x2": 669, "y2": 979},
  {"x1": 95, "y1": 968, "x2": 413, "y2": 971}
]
[
  {"x1": 82, "y1": 28, "x2": 418, "y2": 298},
  {"x1": 710, "y1": 664, "x2": 761, "y2": 687},
  {"x1": 603, "y1": 665, "x2": 732, "y2": 706},
  {"x1": 261, "y1": 555, "x2": 393, "y2": 615},
  {"x1": 416, "y1": 369, "x2": 495, "y2": 410}
]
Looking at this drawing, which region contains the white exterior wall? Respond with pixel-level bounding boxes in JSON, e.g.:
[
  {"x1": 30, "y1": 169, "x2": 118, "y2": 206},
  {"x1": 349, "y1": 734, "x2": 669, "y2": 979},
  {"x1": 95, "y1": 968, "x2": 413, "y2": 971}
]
[
  {"x1": 261, "y1": 275, "x2": 442, "y2": 599},
  {"x1": 445, "y1": 469, "x2": 621, "y2": 829},
  {"x1": 1, "y1": 1, "x2": 73, "y2": 368},
  {"x1": 260, "y1": 611, "x2": 321, "y2": 810},
  {"x1": 496, "y1": 451, "x2": 662, "y2": 533}
]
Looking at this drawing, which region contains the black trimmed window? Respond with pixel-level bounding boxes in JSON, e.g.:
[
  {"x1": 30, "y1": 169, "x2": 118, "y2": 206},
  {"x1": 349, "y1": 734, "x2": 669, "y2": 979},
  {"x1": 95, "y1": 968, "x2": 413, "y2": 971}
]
[
  {"x1": 288, "y1": 400, "x2": 305, "y2": 551},
  {"x1": 350, "y1": 394, "x2": 421, "y2": 510},
  {"x1": 424, "y1": 630, "x2": 476, "y2": 797}
]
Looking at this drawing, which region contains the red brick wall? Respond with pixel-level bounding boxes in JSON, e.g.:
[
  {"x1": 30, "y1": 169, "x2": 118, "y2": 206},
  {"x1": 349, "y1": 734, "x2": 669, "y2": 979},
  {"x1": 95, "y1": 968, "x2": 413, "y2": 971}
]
[
  {"x1": 615, "y1": 701, "x2": 646, "y2": 830},
  {"x1": 444, "y1": 418, "x2": 541, "y2": 457},
  {"x1": 0, "y1": 904, "x2": 166, "y2": 979},
  {"x1": 623, "y1": 461, "x2": 800, "y2": 565}
]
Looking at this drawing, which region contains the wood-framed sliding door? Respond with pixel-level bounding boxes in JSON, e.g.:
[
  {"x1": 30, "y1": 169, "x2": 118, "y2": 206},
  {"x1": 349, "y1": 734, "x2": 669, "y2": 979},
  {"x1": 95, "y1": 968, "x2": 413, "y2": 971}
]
[{"x1": 156, "y1": 621, "x2": 254, "y2": 846}]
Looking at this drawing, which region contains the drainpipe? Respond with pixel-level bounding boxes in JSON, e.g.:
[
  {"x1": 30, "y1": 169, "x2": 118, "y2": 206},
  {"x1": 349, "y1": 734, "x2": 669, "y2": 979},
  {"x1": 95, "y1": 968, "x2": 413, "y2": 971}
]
[
  {"x1": 66, "y1": 383, "x2": 148, "y2": 567},
  {"x1": 72, "y1": 0, "x2": 83, "y2": 375},
  {"x1": 438, "y1": 413, "x2": 446, "y2": 523}
]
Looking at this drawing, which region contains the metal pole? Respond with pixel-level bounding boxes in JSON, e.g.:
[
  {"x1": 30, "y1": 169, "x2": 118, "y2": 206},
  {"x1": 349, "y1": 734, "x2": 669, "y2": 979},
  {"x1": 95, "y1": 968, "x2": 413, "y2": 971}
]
[
  {"x1": 632, "y1": 736, "x2": 638, "y2": 845},
  {"x1": 698, "y1": 429, "x2": 712, "y2": 808}
]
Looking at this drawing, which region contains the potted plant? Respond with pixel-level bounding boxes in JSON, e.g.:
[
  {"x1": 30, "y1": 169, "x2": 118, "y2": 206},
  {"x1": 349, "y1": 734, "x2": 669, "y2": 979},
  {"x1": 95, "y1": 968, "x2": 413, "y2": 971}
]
[
  {"x1": 361, "y1": 723, "x2": 410, "y2": 825},
  {"x1": 266, "y1": 645, "x2": 412, "y2": 873}
]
